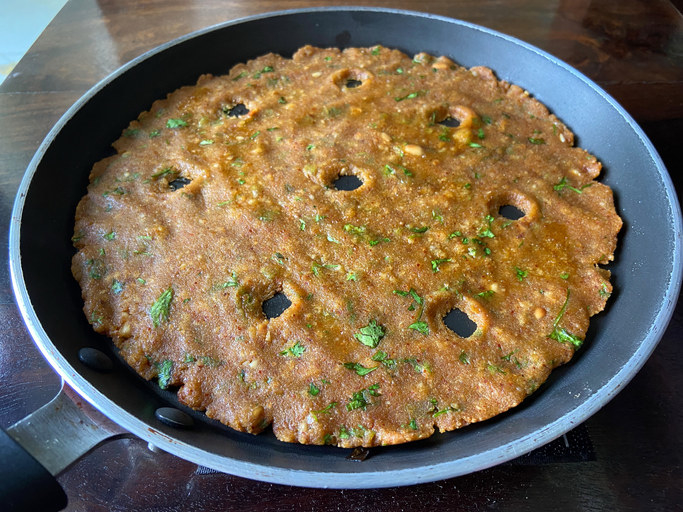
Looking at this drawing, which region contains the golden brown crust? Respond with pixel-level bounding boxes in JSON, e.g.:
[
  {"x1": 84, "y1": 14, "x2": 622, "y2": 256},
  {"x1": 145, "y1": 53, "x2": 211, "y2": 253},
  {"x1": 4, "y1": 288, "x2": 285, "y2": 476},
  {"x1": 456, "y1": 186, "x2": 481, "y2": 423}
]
[{"x1": 72, "y1": 46, "x2": 621, "y2": 447}]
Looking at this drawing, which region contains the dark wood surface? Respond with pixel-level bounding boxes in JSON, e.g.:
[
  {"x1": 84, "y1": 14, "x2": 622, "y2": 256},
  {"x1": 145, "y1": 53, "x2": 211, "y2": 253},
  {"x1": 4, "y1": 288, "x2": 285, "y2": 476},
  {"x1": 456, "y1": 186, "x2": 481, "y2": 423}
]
[{"x1": 1, "y1": 1, "x2": 681, "y2": 510}]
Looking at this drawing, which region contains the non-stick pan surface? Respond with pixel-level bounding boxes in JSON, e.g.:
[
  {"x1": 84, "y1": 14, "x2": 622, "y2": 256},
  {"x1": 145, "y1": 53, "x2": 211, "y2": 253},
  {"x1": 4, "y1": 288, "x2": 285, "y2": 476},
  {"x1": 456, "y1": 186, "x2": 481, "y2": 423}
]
[{"x1": 9, "y1": 8, "x2": 682, "y2": 488}]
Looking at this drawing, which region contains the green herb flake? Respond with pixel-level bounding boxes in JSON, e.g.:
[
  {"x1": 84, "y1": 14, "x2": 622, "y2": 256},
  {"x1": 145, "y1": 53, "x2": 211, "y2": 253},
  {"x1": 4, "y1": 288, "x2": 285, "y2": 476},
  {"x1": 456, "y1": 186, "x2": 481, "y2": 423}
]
[
  {"x1": 408, "y1": 321, "x2": 429, "y2": 335},
  {"x1": 346, "y1": 271, "x2": 359, "y2": 281},
  {"x1": 308, "y1": 382, "x2": 321, "y2": 396},
  {"x1": 528, "y1": 137, "x2": 546, "y2": 145},
  {"x1": 548, "y1": 289, "x2": 584, "y2": 348},
  {"x1": 410, "y1": 226, "x2": 430, "y2": 234},
  {"x1": 310, "y1": 402, "x2": 337, "y2": 421},
  {"x1": 468, "y1": 142, "x2": 483, "y2": 148},
  {"x1": 487, "y1": 363, "x2": 506, "y2": 374},
  {"x1": 346, "y1": 384, "x2": 380, "y2": 411},
  {"x1": 354, "y1": 319, "x2": 385, "y2": 348},
  {"x1": 280, "y1": 341, "x2": 306, "y2": 358},
  {"x1": 478, "y1": 214, "x2": 495, "y2": 238},
  {"x1": 199, "y1": 139, "x2": 214, "y2": 146},
  {"x1": 166, "y1": 118, "x2": 188, "y2": 129},
  {"x1": 150, "y1": 287, "x2": 174, "y2": 328},
  {"x1": 554, "y1": 176, "x2": 592, "y2": 194},
  {"x1": 151, "y1": 167, "x2": 178, "y2": 179},
  {"x1": 599, "y1": 283, "x2": 611, "y2": 298},
  {"x1": 459, "y1": 351, "x2": 470, "y2": 364},
  {"x1": 342, "y1": 362, "x2": 378, "y2": 376},
  {"x1": 408, "y1": 418, "x2": 418, "y2": 430},
  {"x1": 394, "y1": 91, "x2": 419, "y2": 102},
  {"x1": 515, "y1": 266, "x2": 528, "y2": 282},
  {"x1": 103, "y1": 231, "x2": 116, "y2": 241},
  {"x1": 156, "y1": 360, "x2": 173, "y2": 389},
  {"x1": 431, "y1": 258, "x2": 452, "y2": 273},
  {"x1": 372, "y1": 350, "x2": 396, "y2": 369},
  {"x1": 111, "y1": 279, "x2": 124, "y2": 294}
]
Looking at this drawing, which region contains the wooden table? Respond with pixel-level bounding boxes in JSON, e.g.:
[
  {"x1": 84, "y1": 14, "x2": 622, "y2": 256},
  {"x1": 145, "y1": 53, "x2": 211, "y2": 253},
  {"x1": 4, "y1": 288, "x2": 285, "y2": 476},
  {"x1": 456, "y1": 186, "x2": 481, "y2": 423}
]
[{"x1": 1, "y1": 1, "x2": 681, "y2": 510}]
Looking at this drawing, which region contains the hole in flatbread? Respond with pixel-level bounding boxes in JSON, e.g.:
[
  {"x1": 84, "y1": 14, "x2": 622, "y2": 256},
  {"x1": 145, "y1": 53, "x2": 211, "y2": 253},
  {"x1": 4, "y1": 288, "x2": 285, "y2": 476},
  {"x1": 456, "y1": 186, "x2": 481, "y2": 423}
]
[
  {"x1": 262, "y1": 292, "x2": 292, "y2": 319},
  {"x1": 333, "y1": 174, "x2": 363, "y2": 191},
  {"x1": 332, "y1": 69, "x2": 373, "y2": 90},
  {"x1": 224, "y1": 103, "x2": 249, "y2": 117},
  {"x1": 498, "y1": 204, "x2": 526, "y2": 220},
  {"x1": 169, "y1": 177, "x2": 191, "y2": 191},
  {"x1": 443, "y1": 308, "x2": 477, "y2": 338}
]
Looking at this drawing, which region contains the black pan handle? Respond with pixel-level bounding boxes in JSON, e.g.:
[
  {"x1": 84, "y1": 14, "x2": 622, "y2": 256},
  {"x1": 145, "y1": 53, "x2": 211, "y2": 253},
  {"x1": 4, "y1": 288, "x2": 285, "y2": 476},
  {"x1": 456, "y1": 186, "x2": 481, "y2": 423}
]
[
  {"x1": 0, "y1": 381, "x2": 130, "y2": 510},
  {"x1": 0, "y1": 427, "x2": 67, "y2": 511}
]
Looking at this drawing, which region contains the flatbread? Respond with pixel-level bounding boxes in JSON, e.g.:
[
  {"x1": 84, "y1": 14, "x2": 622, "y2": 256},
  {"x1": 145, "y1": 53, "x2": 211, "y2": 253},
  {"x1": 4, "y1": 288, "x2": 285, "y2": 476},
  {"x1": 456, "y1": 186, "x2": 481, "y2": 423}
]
[{"x1": 72, "y1": 46, "x2": 621, "y2": 447}]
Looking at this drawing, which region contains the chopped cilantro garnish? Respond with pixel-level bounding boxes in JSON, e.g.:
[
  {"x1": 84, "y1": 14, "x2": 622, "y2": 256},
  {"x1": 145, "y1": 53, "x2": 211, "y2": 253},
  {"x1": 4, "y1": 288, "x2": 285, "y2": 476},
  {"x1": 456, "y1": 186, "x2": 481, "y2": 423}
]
[
  {"x1": 431, "y1": 258, "x2": 452, "y2": 273},
  {"x1": 111, "y1": 279, "x2": 124, "y2": 294},
  {"x1": 468, "y1": 142, "x2": 483, "y2": 148},
  {"x1": 459, "y1": 351, "x2": 470, "y2": 364},
  {"x1": 219, "y1": 272, "x2": 239, "y2": 288},
  {"x1": 280, "y1": 341, "x2": 306, "y2": 358},
  {"x1": 487, "y1": 363, "x2": 506, "y2": 374},
  {"x1": 342, "y1": 362, "x2": 378, "y2": 376},
  {"x1": 599, "y1": 283, "x2": 611, "y2": 298},
  {"x1": 409, "y1": 226, "x2": 430, "y2": 234},
  {"x1": 346, "y1": 384, "x2": 380, "y2": 411},
  {"x1": 394, "y1": 91, "x2": 419, "y2": 102},
  {"x1": 103, "y1": 231, "x2": 116, "y2": 240},
  {"x1": 308, "y1": 382, "x2": 321, "y2": 396},
  {"x1": 515, "y1": 267, "x2": 528, "y2": 281},
  {"x1": 166, "y1": 118, "x2": 188, "y2": 128},
  {"x1": 156, "y1": 360, "x2": 173, "y2": 389},
  {"x1": 408, "y1": 321, "x2": 429, "y2": 335},
  {"x1": 548, "y1": 289, "x2": 583, "y2": 348},
  {"x1": 310, "y1": 402, "x2": 337, "y2": 421},
  {"x1": 354, "y1": 320, "x2": 385, "y2": 348},
  {"x1": 528, "y1": 137, "x2": 546, "y2": 145},
  {"x1": 150, "y1": 287, "x2": 173, "y2": 328},
  {"x1": 372, "y1": 350, "x2": 396, "y2": 369},
  {"x1": 554, "y1": 176, "x2": 592, "y2": 194},
  {"x1": 408, "y1": 418, "x2": 418, "y2": 430},
  {"x1": 478, "y1": 215, "x2": 495, "y2": 238},
  {"x1": 151, "y1": 167, "x2": 178, "y2": 179}
]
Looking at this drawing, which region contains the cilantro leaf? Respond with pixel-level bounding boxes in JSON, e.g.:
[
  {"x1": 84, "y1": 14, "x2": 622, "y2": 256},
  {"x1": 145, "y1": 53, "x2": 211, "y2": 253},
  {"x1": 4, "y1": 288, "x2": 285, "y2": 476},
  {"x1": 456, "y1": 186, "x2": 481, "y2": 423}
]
[
  {"x1": 166, "y1": 118, "x2": 188, "y2": 128},
  {"x1": 354, "y1": 319, "x2": 385, "y2": 348},
  {"x1": 156, "y1": 360, "x2": 173, "y2": 389},
  {"x1": 343, "y1": 362, "x2": 378, "y2": 376},
  {"x1": 408, "y1": 321, "x2": 429, "y2": 335},
  {"x1": 150, "y1": 287, "x2": 173, "y2": 328},
  {"x1": 548, "y1": 289, "x2": 584, "y2": 349},
  {"x1": 280, "y1": 341, "x2": 306, "y2": 358}
]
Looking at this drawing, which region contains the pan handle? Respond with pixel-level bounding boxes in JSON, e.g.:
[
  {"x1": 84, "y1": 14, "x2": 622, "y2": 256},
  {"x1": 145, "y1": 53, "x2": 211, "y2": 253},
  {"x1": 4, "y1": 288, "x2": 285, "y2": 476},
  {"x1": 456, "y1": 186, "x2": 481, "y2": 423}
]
[{"x1": 0, "y1": 381, "x2": 130, "y2": 511}]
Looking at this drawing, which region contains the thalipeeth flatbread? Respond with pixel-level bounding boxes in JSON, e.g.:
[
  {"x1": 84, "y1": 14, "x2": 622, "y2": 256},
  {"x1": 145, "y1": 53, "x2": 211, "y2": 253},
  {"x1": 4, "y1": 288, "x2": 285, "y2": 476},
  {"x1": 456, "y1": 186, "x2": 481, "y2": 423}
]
[{"x1": 72, "y1": 46, "x2": 622, "y2": 447}]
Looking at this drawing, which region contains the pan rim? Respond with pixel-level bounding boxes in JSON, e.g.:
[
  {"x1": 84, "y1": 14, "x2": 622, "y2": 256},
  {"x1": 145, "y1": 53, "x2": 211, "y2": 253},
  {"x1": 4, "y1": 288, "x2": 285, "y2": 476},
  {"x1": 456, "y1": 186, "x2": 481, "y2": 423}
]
[{"x1": 8, "y1": 6, "x2": 683, "y2": 488}]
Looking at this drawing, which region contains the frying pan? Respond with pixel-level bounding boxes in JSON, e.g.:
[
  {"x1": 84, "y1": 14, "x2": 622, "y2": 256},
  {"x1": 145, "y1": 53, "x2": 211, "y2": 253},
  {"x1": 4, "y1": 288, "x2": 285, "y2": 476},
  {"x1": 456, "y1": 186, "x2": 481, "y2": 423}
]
[{"x1": 5, "y1": 6, "x2": 682, "y2": 508}]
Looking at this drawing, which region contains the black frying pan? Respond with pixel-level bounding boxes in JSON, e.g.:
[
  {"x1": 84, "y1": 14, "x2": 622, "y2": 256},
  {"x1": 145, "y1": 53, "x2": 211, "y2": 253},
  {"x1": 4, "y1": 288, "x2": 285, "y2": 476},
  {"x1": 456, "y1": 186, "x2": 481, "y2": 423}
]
[{"x1": 6, "y1": 6, "x2": 682, "y2": 506}]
